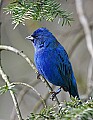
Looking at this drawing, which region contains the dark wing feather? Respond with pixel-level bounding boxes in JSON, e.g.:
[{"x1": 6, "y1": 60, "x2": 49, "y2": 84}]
[
  {"x1": 57, "y1": 45, "x2": 79, "y2": 98},
  {"x1": 56, "y1": 45, "x2": 73, "y2": 92}
]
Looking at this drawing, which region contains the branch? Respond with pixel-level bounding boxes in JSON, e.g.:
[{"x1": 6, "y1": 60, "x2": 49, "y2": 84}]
[
  {"x1": 0, "y1": 66, "x2": 23, "y2": 120},
  {"x1": 10, "y1": 80, "x2": 40, "y2": 120},
  {"x1": 68, "y1": 22, "x2": 93, "y2": 58},
  {"x1": 75, "y1": 0, "x2": 93, "y2": 98},
  {"x1": 0, "y1": 0, "x2": 3, "y2": 66},
  {"x1": 33, "y1": 85, "x2": 55, "y2": 112},
  {"x1": 0, "y1": 45, "x2": 60, "y2": 105},
  {"x1": 75, "y1": 0, "x2": 93, "y2": 58},
  {"x1": 10, "y1": 82, "x2": 46, "y2": 108},
  {"x1": 87, "y1": 58, "x2": 93, "y2": 97}
]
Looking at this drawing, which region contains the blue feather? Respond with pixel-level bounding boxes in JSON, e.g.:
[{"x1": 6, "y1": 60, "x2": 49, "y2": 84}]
[{"x1": 26, "y1": 27, "x2": 80, "y2": 99}]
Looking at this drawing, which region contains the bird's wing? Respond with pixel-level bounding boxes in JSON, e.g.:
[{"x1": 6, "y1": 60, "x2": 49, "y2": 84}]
[{"x1": 56, "y1": 44, "x2": 73, "y2": 92}]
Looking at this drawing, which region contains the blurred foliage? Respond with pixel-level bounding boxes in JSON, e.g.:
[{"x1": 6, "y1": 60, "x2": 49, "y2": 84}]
[
  {"x1": 27, "y1": 97, "x2": 93, "y2": 120},
  {"x1": 0, "y1": 83, "x2": 15, "y2": 95},
  {"x1": 0, "y1": 84, "x2": 9, "y2": 95},
  {"x1": 4, "y1": 0, "x2": 73, "y2": 28}
]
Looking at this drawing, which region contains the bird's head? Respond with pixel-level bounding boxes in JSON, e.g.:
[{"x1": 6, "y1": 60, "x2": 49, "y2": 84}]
[{"x1": 26, "y1": 28, "x2": 58, "y2": 51}]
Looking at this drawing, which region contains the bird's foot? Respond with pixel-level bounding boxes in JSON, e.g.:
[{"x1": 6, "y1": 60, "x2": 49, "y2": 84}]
[
  {"x1": 51, "y1": 92, "x2": 57, "y2": 101},
  {"x1": 50, "y1": 87, "x2": 61, "y2": 101}
]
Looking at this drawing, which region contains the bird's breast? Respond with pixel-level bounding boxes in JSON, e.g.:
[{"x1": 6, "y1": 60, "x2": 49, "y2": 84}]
[{"x1": 34, "y1": 49, "x2": 66, "y2": 86}]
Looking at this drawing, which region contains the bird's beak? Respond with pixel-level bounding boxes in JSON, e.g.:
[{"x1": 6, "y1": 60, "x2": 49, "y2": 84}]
[{"x1": 25, "y1": 35, "x2": 34, "y2": 42}]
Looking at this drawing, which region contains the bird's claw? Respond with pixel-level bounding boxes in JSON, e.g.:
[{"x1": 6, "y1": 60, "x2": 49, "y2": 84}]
[
  {"x1": 49, "y1": 91, "x2": 57, "y2": 101},
  {"x1": 51, "y1": 92, "x2": 57, "y2": 101},
  {"x1": 50, "y1": 88, "x2": 61, "y2": 101}
]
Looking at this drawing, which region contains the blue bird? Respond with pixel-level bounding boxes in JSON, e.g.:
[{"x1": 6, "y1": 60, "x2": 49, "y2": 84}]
[{"x1": 26, "y1": 27, "x2": 80, "y2": 100}]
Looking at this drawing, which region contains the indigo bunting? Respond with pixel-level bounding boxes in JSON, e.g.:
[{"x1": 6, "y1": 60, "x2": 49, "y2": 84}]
[{"x1": 26, "y1": 28, "x2": 80, "y2": 100}]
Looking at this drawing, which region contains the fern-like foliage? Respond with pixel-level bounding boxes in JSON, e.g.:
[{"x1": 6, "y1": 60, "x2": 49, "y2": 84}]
[
  {"x1": 4, "y1": 0, "x2": 73, "y2": 28},
  {"x1": 27, "y1": 98, "x2": 93, "y2": 120}
]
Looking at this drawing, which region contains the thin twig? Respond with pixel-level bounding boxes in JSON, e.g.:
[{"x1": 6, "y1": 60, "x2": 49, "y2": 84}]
[
  {"x1": 10, "y1": 80, "x2": 40, "y2": 120},
  {"x1": 87, "y1": 58, "x2": 93, "y2": 97},
  {"x1": 0, "y1": 0, "x2": 3, "y2": 66},
  {"x1": 68, "y1": 32, "x2": 83, "y2": 58},
  {"x1": 33, "y1": 93, "x2": 48, "y2": 113},
  {"x1": 0, "y1": 45, "x2": 60, "y2": 105},
  {"x1": 0, "y1": 66, "x2": 23, "y2": 120},
  {"x1": 68, "y1": 22, "x2": 93, "y2": 58},
  {"x1": 68, "y1": 23, "x2": 93, "y2": 100},
  {"x1": 10, "y1": 82, "x2": 46, "y2": 108},
  {"x1": 75, "y1": 0, "x2": 93, "y2": 58},
  {"x1": 75, "y1": 0, "x2": 93, "y2": 98},
  {"x1": 33, "y1": 85, "x2": 55, "y2": 112}
]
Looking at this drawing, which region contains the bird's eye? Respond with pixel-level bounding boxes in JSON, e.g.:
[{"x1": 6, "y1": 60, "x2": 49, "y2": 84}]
[{"x1": 31, "y1": 35, "x2": 38, "y2": 38}]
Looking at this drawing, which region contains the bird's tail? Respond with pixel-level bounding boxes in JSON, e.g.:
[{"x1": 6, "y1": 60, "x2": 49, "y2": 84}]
[
  {"x1": 70, "y1": 74, "x2": 83, "y2": 105},
  {"x1": 70, "y1": 84, "x2": 80, "y2": 99},
  {"x1": 69, "y1": 75, "x2": 80, "y2": 100}
]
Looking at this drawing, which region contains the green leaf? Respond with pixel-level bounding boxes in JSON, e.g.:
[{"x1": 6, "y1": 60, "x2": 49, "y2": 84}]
[
  {"x1": 27, "y1": 98, "x2": 93, "y2": 120},
  {"x1": 4, "y1": 0, "x2": 74, "y2": 28},
  {"x1": 0, "y1": 84, "x2": 8, "y2": 95},
  {"x1": 0, "y1": 83, "x2": 16, "y2": 95}
]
